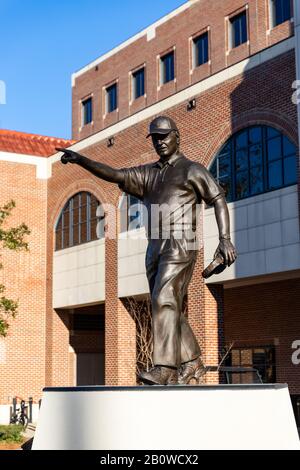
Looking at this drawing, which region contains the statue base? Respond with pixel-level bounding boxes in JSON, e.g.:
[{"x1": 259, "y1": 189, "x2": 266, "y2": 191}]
[{"x1": 32, "y1": 384, "x2": 299, "y2": 450}]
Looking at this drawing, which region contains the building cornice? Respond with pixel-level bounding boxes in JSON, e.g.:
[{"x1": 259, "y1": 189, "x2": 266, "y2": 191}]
[{"x1": 71, "y1": 1, "x2": 193, "y2": 87}]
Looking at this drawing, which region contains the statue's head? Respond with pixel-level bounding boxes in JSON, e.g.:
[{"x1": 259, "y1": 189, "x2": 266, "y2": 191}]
[{"x1": 147, "y1": 116, "x2": 180, "y2": 158}]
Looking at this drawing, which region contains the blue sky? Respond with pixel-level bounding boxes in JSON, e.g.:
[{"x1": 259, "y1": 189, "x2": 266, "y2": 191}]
[{"x1": 0, "y1": 0, "x2": 184, "y2": 139}]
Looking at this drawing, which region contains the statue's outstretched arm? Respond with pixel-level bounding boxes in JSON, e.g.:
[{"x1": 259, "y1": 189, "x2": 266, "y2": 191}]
[{"x1": 56, "y1": 148, "x2": 125, "y2": 185}]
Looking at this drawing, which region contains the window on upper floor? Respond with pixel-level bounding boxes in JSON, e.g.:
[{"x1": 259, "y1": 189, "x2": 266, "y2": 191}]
[
  {"x1": 210, "y1": 125, "x2": 297, "y2": 203},
  {"x1": 106, "y1": 83, "x2": 118, "y2": 113},
  {"x1": 160, "y1": 51, "x2": 175, "y2": 85},
  {"x1": 270, "y1": 0, "x2": 292, "y2": 28},
  {"x1": 82, "y1": 97, "x2": 92, "y2": 126},
  {"x1": 229, "y1": 11, "x2": 248, "y2": 49},
  {"x1": 192, "y1": 31, "x2": 209, "y2": 68},
  {"x1": 55, "y1": 192, "x2": 104, "y2": 251},
  {"x1": 132, "y1": 67, "x2": 145, "y2": 100},
  {"x1": 120, "y1": 194, "x2": 145, "y2": 233}
]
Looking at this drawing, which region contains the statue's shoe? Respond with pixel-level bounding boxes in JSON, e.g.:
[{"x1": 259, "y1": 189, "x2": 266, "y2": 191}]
[
  {"x1": 178, "y1": 356, "x2": 207, "y2": 385},
  {"x1": 202, "y1": 253, "x2": 226, "y2": 279},
  {"x1": 138, "y1": 366, "x2": 178, "y2": 385}
]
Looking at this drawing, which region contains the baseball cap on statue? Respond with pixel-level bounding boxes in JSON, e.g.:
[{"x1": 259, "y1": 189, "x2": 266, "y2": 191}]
[{"x1": 146, "y1": 116, "x2": 179, "y2": 138}]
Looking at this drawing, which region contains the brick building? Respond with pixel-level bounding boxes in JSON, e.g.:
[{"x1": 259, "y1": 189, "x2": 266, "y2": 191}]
[
  {"x1": 1, "y1": 0, "x2": 300, "y2": 424},
  {"x1": 0, "y1": 130, "x2": 73, "y2": 423}
]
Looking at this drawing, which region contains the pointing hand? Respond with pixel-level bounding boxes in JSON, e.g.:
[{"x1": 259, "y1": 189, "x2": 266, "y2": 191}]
[{"x1": 56, "y1": 148, "x2": 82, "y2": 165}]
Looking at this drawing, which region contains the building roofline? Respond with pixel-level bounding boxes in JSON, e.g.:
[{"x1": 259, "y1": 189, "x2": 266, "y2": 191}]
[
  {"x1": 71, "y1": 0, "x2": 194, "y2": 86},
  {"x1": 0, "y1": 128, "x2": 73, "y2": 142},
  {"x1": 0, "y1": 129, "x2": 75, "y2": 157}
]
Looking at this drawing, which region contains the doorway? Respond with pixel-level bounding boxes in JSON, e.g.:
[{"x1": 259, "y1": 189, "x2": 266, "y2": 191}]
[{"x1": 76, "y1": 353, "x2": 105, "y2": 385}]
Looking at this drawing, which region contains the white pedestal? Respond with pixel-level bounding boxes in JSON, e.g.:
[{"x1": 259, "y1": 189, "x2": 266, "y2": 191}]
[{"x1": 32, "y1": 384, "x2": 300, "y2": 450}]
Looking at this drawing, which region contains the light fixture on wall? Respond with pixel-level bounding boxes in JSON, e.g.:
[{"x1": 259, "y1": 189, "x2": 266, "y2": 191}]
[
  {"x1": 107, "y1": 137, "x2": 115, "y2": 147},
  {"x1": 187, "y1": 98, "x2": 196, "y2": 111}
]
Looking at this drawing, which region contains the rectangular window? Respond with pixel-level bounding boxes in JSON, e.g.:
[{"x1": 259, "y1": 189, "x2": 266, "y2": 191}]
[
  {"x1": 106, "y1": 83, "x2": 118, "y2": 113},
  {"x1": 82, "y1": 97, "x2": 92, "y2": 126},
  {"x1": 160, "y1": 51, "x2": 175, "y2": 85},
  {"x1": 128, "y1": 195, "x2": 143, "y2": 230},
  {"x1": 193, "y1": 32, "x2": 209, "y2": 68},
  {"x1": 55, "y1": 217, "x2": 62, "y2": 251},
  {"x1": 230, "y1": 11, "x2": 248, "y2": 49},
  {"x1": 132, "y1": 68, "x2": 145, "y2": 100},
  {"x1": 120, "y1": 194, "x2": 145, "y2": 232},
  {"x1": 227, "y1": 346, "x2": 276, "y2": 384},
  {"x1": 270, "y1": 0, "x2": 292, "y2": 28}
]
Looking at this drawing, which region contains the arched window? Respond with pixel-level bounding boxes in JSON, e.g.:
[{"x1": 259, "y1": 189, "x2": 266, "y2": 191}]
[
  {"x1": 120, "y1": 194, "x2": 145, "y2": 233},
  {"x1": 55, "y1": 192, "x2": 104, "y2": 251},
  {"x1": 210, "y1": 126, "x2": 297, "y2": 203}
]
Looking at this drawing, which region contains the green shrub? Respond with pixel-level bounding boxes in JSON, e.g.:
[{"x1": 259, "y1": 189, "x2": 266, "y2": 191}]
[{"x1": 0, "y1": 425, "x2": 24, "y2": 443}]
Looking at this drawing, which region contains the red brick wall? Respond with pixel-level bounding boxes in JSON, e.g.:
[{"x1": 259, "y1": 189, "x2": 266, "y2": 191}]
[
  {"x1": 0, "y1": 161, "x2": 47, "y2": 404},
  {"x1": 104, "y1": 236, "x2": 137, "y2": 386},
  {"x1": 224, "y1": 278, "x2": 300, "y2": 394},
  {"x1": 72, "y1": 0, "x2": 294, "y2": 140},
  {"x1": 188, "y1": 257, "x2": 225, "y2": 384}
]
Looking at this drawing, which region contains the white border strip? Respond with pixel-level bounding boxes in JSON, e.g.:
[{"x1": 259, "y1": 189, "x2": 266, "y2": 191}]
[
  {"x1": 71, "y1": 1, "x2": 191, "y2": 86},
  {"x1": 56, "y1": 37, "x2": 295, "y2": 163},
  {"x1": 0, "y1": 151, "x2": 50, "y2": 179}
]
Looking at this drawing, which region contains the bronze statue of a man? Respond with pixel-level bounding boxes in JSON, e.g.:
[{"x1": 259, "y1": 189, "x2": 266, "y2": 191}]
[{"x1": 57, "y1": 116, "x2": 237, "y2": 386}]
